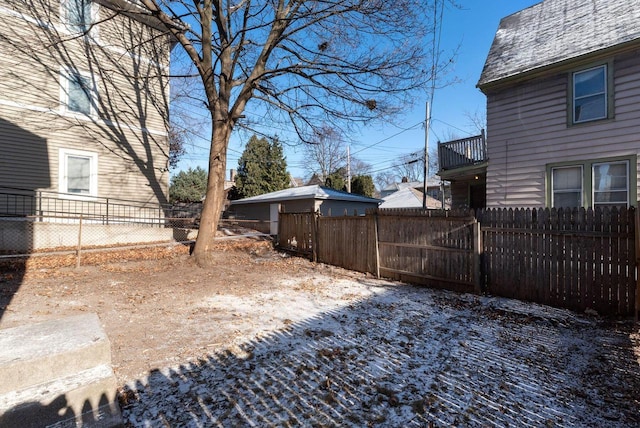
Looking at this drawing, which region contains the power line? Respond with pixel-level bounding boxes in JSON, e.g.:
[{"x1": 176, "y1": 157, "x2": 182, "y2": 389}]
[
  {"x1": 350, "y1": 121, "x2": 424, "y2": 157},
  {"x1": 431, "y1": 118, "x2": 473, "y2": 138}
]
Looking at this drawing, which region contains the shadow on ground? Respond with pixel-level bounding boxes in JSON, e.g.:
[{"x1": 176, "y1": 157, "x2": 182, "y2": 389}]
[
  {"x1": 118, "y1": 284, "x2": 640, "y2": 427},
  {"x1": 0, "y1": 263, "x2": 23, "y2": 323},
  {"x1": 0, "y1": 393, "x2": 121, "y2": 428}
]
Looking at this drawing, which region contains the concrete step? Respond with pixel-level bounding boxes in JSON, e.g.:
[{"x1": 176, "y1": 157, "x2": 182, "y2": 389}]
[
  {"x1": 0, "y1": 314, "x2": 112, "y2": 395},
  {"x1": 0, "y1": 314, "x2": 122, "y2": 427},
  {"x1": 0, "y1": 364, "x2": 121, "y2": 428}
]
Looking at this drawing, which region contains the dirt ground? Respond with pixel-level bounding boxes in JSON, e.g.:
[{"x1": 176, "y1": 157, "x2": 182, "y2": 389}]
[
  {"x1": 2, "y1": 238, "x2": 640, "y2": 426},
  {"x1": 0, "y1": 238, "x2": 343, "y2": 384}
]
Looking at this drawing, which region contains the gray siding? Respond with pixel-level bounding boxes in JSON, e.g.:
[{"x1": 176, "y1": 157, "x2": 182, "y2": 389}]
[
  {"x1": 229, "y1": 199, "x2": 316, "y2": 221},
  {"x1": 281, "y1": 199, "x2": 316, "y2": 213},
  {"x1": 485, "y1": 49, "x2": 640, "y2": 208},
  {"x1": 229, "y1": 203, "x2": 271, "y2": 221},
  {"x1": 317, "y1": 200, "x2": 378, "y2": 216},
  {"x1": 229, "y1": 198, "x2": 377, "y2": 219},
  {"x1": 0, "y1": 0, "x2": 170, "y2": 205}
]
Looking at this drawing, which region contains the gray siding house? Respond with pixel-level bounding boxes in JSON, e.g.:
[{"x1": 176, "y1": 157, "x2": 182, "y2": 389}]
[
  {"x1": 442, "y1": 0, "x2": 640, "y2": 209},
  {"x1": 478, "y1": 0, "x2": 640, "y2": 209},
  {"x1": 228, "y1": 185, "x2": 381, "y2": 234}
]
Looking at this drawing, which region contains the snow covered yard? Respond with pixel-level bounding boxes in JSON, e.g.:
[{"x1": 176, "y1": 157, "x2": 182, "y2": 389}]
[{"x1": 120, "y1": 276, "x2": 640, "y2": 427}]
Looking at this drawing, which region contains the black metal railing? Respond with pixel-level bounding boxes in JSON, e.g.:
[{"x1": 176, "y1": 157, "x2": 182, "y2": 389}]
[{"x1": 0, "y1": 187, "x2": 201, "y2": 227}]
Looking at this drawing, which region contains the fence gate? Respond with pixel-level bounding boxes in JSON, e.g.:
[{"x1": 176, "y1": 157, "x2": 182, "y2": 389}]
[
  {"x1": 375, "y1": 209, "x2": 481, "y2": 294},
  {"x1": 277, "y1": 212, "x2": 317, "y2": 259}
]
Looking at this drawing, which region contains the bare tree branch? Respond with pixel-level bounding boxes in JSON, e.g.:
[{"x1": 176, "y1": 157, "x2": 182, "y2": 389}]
[{"x1": 128, "y1": 0, "x2": 454, "y2": 264}]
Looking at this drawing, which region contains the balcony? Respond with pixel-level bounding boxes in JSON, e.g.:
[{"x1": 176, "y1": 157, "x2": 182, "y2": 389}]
[{"x1": 437, "y1": 130, "x2": 487, "y2": 173}]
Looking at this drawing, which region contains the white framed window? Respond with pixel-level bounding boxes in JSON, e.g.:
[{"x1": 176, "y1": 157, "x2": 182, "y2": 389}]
[
  {"x1": 61, "y1": 0, "x2": 95, "y2": 34},
  {"x1": 551, "y1": 165, "x2": 583, "y2": 208},
  {"x1": 572, "y1": 65, "x2": 607, "y2": 124},
  {"x1": 59, "y1": 148, "x2": 98, "y2": 197},
  {"x1": 548, "y1": 157, "x2": 634, "y2": 208},
  {"x1": 60, "y1": 69, "x2": 97, "y2": 116},
  {"x1": 593, "y1": 160, "x2": 629, "y2": 208}
]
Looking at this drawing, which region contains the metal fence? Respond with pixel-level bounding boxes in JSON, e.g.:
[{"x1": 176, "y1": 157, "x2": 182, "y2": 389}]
[
  {"x1": 0, "y1": 187, "x2": 204, "y2": 257},
  {"x1": 0, "y1": 187, "x2": 187, "y2": 225}
]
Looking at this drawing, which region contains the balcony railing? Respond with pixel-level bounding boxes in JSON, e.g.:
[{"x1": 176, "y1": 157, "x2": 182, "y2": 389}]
[{"x1": 438, "y1": 130, "x2": 487, "y2": 171}]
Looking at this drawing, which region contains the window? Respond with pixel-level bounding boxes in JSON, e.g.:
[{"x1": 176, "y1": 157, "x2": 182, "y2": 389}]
[
  {"x1": 64, "y1": 0, "x2": 93, "y2": 33},
  {"x1": 572, "y1": 65, "x2": 608, "y2": 124},
  {"x1": 59, "y1": 149, "x2": 98, "y2": 197},
  {"x1": 552, "y1": 166, "x2": 583, "y2": 208},
  {"x1": 593, "y1": 161, "x2": 629, "y2": 207},
  {"x1": 61, "y1": 70, "x2": 96, "y2": 116},
  {"x1": 548, "y1": 157, "x2": 634, "y2": 208}
]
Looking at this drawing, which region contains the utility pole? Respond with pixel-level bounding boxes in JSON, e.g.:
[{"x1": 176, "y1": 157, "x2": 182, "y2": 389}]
[
  {"x1": 422, "y1": 101, "x2": 430, "y2": 209},
  {"x1": 346, "y1": 145, "x2": 351, "y2": 193}
]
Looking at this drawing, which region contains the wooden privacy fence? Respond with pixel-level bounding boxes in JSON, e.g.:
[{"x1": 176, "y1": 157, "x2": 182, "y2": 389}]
[
  {"x1": 278, "y1": 213, "x2": 378, "y2": 274},
  {"x1": 277, "y1": 207, "x2": 638, "y2": 317},
  {"x1": 477, "y1": 207, "x2": 637, "y2": 316},
  {"x1": 278, "y1": 209, "x2": 482, "y2": 294},
  {"x1": 316, "y1": 216, "x2": 377, "y2": 274},
  {"x1": 376, "y1": 209, "x2": 480, "y2": 293},
  {"x1": 277, "y1": 212, "x2": 317, "y2": 259}
]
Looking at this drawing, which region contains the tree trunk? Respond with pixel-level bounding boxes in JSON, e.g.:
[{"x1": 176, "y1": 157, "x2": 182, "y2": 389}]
[{"x1": 191, "y1": 122, "x2": 231, "y2": 266}]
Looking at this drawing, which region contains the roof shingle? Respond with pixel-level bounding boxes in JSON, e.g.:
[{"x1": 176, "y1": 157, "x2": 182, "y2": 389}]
[
  {"x1": 478, "y1": 0, "x2": 640, "y2": 89},
  {"x1": 229, "y1": 185, "x2": 381, "y2": 205}
]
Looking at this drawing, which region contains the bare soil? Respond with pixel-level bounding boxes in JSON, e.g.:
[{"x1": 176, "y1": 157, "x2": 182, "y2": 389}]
[
  {"x1": 2, "y1": 239, "x2": 640, "y2": 427},
  {"x1": 0, "y1": 238, "x2": 348, "y2": 384}
]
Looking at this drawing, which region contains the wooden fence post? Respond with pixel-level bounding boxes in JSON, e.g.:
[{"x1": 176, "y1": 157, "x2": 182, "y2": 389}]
[
  {"x1": 277, "y1": 208, "x2": 282, "y2": 248},
  {"x1": 473, "y1": 220, "x2": 482, "y2": 294},
  {"x1": 374, "y1": 212, "x2": 380, "y2": 279},
  {"x1": 313, "y1": 211, "x2": 320, "y2": 263}
]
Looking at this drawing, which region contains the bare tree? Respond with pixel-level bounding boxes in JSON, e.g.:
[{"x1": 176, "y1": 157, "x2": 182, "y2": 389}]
[
  {"x1": 464, "y1": 107, "x2": 487, "y2": 134},
  {"x1": 395, "y1": 151, "x2": 426, "y2": 183},
  {"x1": 127, "y1": 0, "x2": 449, "y2": 265},
  {"x1": 302, "y1": 126, "x2": 346, "y2": 183},
  {"x1": 376, "y1": 145, "x2": 439, "y2": 189},
  {"x1": 168, "y1": 126, "x2": 187, "y2": 169},
  {"x1": 302, "y1": 125, "x2": 373, "y2": 187},
  {"x1": 168, "y1": 74, "x2": 211, "y2": 169},
  {"x1": 374, "y1": 170, "x2": 397, "y2": 192},
  {"x1": 350, "y1": 157, "x2": 372, "y2": 177}
]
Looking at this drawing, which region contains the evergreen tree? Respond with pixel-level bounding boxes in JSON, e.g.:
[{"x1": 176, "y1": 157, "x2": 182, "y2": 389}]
[
  {"x1": 235, "y1": 135, "x2": 290, "y2": 198},
  {"x1": 351, "y1": 175, "x2": 376, "y2": 198},
  {"x1": 169, "y1": 167, "x2": 208, "y2": 203},
  {"x1": 324, "y1": 168, "x2": 347, "y2": 192}
]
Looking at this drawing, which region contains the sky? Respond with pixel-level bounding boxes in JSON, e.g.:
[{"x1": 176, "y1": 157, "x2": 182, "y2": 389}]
[{"x1": 173, "y1": 0, "x2": 542, "y2": 183}]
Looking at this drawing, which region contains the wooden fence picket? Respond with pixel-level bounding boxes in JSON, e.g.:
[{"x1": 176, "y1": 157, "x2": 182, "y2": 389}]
[{"x1": 277, "y1": 205, "x2": 637, "y2": 316}]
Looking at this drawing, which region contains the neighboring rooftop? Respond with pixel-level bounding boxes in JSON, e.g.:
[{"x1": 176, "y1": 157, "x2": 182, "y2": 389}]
[
  {"x1": 229, "y1": 185, "x2": 381, "y2": 205},
  {"x1": 380, "y1": 178, "x2": 442, "y2": 197},
  {"x1": 478, "y1": 0, "x2": 640, "y2": 89},
  {"x1": 379, "y1": 187, "x2": 444, "y2": 209}
]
